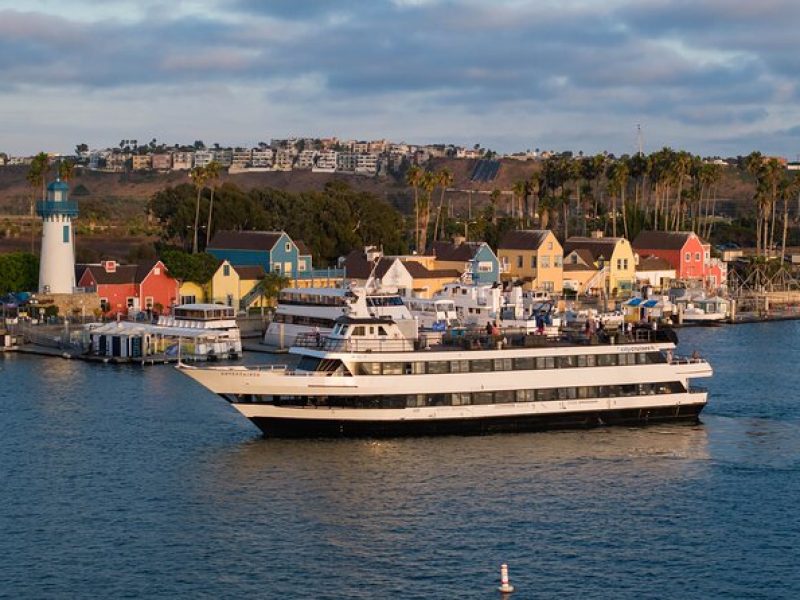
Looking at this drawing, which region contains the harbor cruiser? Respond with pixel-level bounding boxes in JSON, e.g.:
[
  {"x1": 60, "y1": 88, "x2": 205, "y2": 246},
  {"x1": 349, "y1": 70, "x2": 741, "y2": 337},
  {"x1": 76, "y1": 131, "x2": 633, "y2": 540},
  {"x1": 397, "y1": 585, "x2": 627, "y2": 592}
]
[
  {"x1": 179, "y1": 292, "x2": 713, "y2": 438},
  {"x1": 263, "y1": 286, "x2": 412, "y2": 347}
]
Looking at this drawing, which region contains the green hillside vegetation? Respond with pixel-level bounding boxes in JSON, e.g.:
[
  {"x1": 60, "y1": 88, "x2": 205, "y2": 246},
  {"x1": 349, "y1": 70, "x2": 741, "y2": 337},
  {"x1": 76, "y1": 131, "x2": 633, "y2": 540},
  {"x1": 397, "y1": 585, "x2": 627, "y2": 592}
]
[{"x1": 148, "y1": 180, "x2": 408, "y2": 265}]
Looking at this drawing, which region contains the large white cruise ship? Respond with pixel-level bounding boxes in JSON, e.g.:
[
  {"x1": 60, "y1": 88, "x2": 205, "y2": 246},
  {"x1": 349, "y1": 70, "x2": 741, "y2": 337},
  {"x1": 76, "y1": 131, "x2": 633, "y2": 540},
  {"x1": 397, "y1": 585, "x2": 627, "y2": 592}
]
[{"x1": 179, "y1": 292, "x2": 713, "y2": 438}]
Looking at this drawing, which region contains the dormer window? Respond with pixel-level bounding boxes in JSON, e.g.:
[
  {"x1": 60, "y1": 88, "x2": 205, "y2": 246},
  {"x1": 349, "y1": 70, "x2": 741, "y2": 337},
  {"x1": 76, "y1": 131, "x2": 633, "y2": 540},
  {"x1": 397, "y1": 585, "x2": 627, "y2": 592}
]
[{"x1": 285, "y1": 242, "x2": 292, "y2": 252}]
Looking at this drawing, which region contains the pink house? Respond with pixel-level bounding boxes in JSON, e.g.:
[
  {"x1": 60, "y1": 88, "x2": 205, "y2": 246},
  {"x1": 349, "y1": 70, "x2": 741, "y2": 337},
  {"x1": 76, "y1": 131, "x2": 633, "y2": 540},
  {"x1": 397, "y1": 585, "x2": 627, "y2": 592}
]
[{"x1": 632, "y1": 231, "x2": 709, "y2": 281}]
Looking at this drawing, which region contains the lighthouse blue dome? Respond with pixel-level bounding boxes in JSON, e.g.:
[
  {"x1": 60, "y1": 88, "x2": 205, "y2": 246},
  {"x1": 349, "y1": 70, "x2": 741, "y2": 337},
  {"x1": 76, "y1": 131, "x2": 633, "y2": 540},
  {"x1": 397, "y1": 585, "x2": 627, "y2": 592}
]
[{"x1": 47, "y1": 179, "x2": 70, "y2": 193}]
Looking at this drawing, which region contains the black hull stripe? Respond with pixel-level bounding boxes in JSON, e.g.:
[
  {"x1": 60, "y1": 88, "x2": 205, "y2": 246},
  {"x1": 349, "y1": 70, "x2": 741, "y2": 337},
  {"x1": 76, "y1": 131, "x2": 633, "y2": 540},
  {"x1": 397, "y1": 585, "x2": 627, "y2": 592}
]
[{"x1": 248, "y1": 403, "x2": 705, "y2": 438}]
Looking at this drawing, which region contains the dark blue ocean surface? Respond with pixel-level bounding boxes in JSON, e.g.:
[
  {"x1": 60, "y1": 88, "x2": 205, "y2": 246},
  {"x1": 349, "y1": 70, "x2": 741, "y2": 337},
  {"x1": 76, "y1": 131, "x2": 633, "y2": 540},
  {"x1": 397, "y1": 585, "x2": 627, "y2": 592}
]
[{"x1": 1, "y1": 323, "x2": 799, "y2": 599}]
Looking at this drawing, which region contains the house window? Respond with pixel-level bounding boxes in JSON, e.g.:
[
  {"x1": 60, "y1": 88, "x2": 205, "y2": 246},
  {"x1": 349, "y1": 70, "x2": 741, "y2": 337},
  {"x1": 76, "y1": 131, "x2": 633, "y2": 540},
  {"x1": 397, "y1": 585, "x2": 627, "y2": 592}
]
[
  {"x1": 554, "y1": 256, "x2": 562, "y2": 267},
  {"x1": 705, "y1": 251, "x2": 710, "y2": 260},
  {"x1": 478, "y1": 262, "x2": 493, "y2": 272},
  {"x1": 223, "y1": 264, "x2": 230, "y2": 277},
  {"x1": 695, "y1": 252, "x2": 701, "y2": 261},
  {"x1": 298, "y1": 261, "x2": 307, "y2": 272},
  {"x1": 284, "y1": 262, "x2": 292, "y2": 274},
  {"x1": 62, "y1": 225, "x2": 69, "y2": 243},
  {"x1": 180, "y1": 295, "x2": 196, "y2": 304},
  {"x1": 126, "y1": 297, "x2": 135, "y2": 309},
  {"x1": 285, "y1": 242, "x2": 292, "y2": 252},
  {"x1": 540, "y1": 256, "x2": 550, "y2": 268},
  {"x1": 531, "y1": 256, "x2": 537, "y2": 268},
  {"x1": 542, "y1": 281, "x2": 554, "y2": 291},
  {"x1": 145, "y1": 297, "x2": 154, "y2": 310},
  {"x1": 153, "y1": 267, "x2": 161, "y2": 275},
  {"x1": 517, "y1": 255, "x2": 523, "y2": 268},
  {"x1": 548, "y1": 242, "x2": 553, "y2": 250},
  {"x1": 100, "y1": 297, "x2": 109, "y2": 311},
  {"x1": 616, "y1": 259, "x2": 622, "y2": 270},
  {"x1": 273, "y1": 263, "x2": 281, "y2": 274}
]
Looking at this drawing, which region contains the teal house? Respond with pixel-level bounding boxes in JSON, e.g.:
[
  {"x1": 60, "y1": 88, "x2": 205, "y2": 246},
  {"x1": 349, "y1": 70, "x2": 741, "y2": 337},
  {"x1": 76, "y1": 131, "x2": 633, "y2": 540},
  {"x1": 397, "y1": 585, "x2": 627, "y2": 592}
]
[
  {"x1": 207, "y1": 231, "x2": 312, "y2": 276},
  {"x1": 430, "y1": 240, "x2": 501, "y2": 284}
]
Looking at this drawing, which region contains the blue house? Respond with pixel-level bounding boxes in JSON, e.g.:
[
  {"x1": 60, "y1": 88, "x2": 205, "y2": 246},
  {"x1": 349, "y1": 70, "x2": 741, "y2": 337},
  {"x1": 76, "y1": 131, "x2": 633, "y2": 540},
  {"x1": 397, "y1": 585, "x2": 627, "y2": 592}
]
[
  {"x1": 207, "y1": 231, "x2": 312, "y2": 276},
  {"x1": 430, "y1": 240, "x2": 500, "y2": 284}
]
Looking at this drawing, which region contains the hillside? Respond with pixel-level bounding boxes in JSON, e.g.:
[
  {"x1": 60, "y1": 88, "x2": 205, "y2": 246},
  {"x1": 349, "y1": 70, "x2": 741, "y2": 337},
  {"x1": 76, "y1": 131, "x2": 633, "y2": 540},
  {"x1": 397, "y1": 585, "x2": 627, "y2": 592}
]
[{"x1": 0, "y1": 158, "x2": 757, "y2": 223}]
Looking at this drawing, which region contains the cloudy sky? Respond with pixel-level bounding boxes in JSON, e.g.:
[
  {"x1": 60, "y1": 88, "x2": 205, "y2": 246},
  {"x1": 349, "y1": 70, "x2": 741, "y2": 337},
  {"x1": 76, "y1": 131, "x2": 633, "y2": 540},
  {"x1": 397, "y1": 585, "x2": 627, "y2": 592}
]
[{"x1": 2, "y1": 0, "x2": 799, "y2": 157}]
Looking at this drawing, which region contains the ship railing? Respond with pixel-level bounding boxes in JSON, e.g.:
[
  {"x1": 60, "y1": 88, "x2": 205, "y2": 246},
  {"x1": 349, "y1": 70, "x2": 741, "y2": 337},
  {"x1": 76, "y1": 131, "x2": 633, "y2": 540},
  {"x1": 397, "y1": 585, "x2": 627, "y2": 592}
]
[
  {"x1": 670, "y1": 356, "x2": 708, "y2": 365},
  {"x1": 245, "y1": 364, "x2": 289, "y2": 372},
  {"x1": 294, "y1": 332, "x2": 414, "y2": 352}
]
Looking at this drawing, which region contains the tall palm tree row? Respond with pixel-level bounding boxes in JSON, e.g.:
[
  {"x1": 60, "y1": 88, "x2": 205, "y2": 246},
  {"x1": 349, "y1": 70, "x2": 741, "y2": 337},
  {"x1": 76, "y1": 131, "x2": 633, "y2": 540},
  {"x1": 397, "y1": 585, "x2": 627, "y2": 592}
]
[
  {"x1": 190, "y1": 165, "x2": 209, "y2": 254},
  {"x1": 26, "y1": 152, "x2": 50, "y2": 254},
  {"x1": 204, "y1": 161, "x2": 222, "y2": 248}
]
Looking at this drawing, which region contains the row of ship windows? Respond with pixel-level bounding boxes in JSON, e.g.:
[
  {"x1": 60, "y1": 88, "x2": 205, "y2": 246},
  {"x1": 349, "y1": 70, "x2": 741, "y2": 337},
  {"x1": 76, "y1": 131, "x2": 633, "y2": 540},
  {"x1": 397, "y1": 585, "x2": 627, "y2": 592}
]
[
  {"x1": 354, "y1": 351, "x2": 665, "y2": 375},
  {"x1": 249, "y1": 381, "x2": 686, "y2": 409}
]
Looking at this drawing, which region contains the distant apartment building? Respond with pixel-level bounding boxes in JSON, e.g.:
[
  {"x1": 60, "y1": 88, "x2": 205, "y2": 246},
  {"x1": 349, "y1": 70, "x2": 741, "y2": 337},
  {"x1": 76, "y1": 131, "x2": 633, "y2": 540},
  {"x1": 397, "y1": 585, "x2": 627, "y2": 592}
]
[
  {"x1": 313, "y1": 150, "x2": 337, "y2": 173},
  {"x1": 296, "y1": 150, "x2": 318, "y2": 169},
  {"x1": 337, "y1": 152, "x2": 357, "y2": 172},
  {"x1": 106, "y1": 153, "x2": 130, "y2": 172},
  {"x1": 131, "y1": 155, "x2": 151, "y2": 171},
  {"x1": 194, "y1": 150, "x2": 215, "y2": 168},
  {"x1": 355, "y1": 153, "x2": 380, "y2": 175},
  {"x1": 353, "y1": 141, "x2": 370, "y2": 154},
  {"x1": 151, "y1": 154, "x2": 172, "y2": 171},
  {"x1": 369, "y1": 139, "x2": 388, "y2": 153},
  {"x1": 231, "y1": 148, "x2": 252, "y2": 170},
  {"x1": 319, "y1": 137, "x2": 338, "y2": 150},
  {"x1": 212, "y1": 148, "x2": 232, "y2": 167},
  {"x1": 275, "y1": 149, "x2": 295, "y2": 171},
  {"x1": 251, "y1": 148, "x2": 274, "y2": 168},
  {"x1": 88, "y1": 151, "x2": 110, "y2": 170},
  {"x1": 171, "y1": 152, "x2": 193, "y2": 170}
]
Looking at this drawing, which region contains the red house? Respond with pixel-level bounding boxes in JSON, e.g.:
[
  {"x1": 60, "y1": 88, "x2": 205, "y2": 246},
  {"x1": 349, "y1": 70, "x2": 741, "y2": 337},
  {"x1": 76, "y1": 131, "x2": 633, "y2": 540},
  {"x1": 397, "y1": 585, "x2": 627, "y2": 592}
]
[
  {"x1": 77, "y1": 260, "x2": 179, "y2": 316},
  {"x1": 632, "y1": 231, "x2": 709, "y2": 281}
]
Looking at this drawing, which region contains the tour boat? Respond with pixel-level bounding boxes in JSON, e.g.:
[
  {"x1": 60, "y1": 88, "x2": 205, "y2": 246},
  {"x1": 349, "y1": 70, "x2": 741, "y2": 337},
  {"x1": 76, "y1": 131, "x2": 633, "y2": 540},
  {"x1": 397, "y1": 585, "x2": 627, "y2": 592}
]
[
  {"x1": 263, "y1": 286, "x2": 412, "y2": 348},
  {"x1": 178, "y1": 291, "x2": 713, "y2": 438}
]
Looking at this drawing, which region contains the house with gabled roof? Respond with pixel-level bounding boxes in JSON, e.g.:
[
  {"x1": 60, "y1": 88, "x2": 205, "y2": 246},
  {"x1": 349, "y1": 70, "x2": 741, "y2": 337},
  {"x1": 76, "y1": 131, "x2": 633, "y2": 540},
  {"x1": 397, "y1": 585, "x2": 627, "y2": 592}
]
[
  {"x1": 497, "y1": 229, "x2": 563, "y2": 292},
  {"x1": 564, "y1": 235, "x2": 636, "y2": 297},
  {"x1": 77, "y1": 259, "x2": 179, "y2": 316},
  {"x1": 210, "y1": 260, "x2": 267, "y2": 308},
  {"x1": 207, "y1": 230, "x2": 312, "y2": 278},
  {"x1": 429, "y1": 238, "x2": 500, "y2": 284},
  {"x1": 634, "y1": 255, "x2": 676, "y2": 292},
  {"x1": 632, "y1": 230, "x2": 709, "y2": 283},
  {"x1": 341, "y1": 248, "x2": 461, "y2": 298}
]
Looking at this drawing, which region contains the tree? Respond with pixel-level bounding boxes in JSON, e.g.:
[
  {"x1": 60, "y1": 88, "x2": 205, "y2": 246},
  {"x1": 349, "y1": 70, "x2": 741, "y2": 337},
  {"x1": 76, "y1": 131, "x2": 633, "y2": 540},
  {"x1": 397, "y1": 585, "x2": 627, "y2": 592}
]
[
  {"x1": 513, "y1": 179, "x2": 527, "y2": 225},
  {"x1": 58, "y1": 159, "x2": 75, "y2": 182},
  {"x1": 204, "y1": 161, "x2": 222, "y2": 248},
  {"x1": 26, "y1": 152, "x2": 50, "y2": 254},
  {"x1": 190, "y1": 166, "x2": 208, "y2": 253},
  {"x1": 256, "y1": 271, "x2": 290, "y2": 307},
  {"x1": 159, "y1": 248, "x2": 218, "y2": 284},
  {"x1": 0, "y1": 252, "x2": 39, "y2": 293},
  {"x1": 405, "y1": 165, "x2": 423, "y2": 251},
  {"x1": 432, "y1": 168, "x2": 453, "y2": 242},
  {"x1": 489, "y1": 189, "x2": 501, "y2": 226},
  {"x1": 419, "y1": 170, "x2": 437, "y2": 251},
  {"x1": 606, "y1": 161, "x2": 629, "y2": 238}
]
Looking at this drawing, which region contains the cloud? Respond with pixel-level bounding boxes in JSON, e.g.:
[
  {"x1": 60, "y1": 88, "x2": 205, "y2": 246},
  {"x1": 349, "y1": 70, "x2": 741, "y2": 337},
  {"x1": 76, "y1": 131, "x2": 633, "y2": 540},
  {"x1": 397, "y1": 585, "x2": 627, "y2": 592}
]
[{"x1": 0, "y1": 1, "x2": 798, "y2": 156}]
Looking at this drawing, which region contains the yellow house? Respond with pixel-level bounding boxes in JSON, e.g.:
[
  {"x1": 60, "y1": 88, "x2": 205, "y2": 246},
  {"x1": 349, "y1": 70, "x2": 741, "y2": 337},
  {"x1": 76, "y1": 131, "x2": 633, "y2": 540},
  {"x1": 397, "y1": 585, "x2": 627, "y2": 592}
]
[
  {"x1": 563, "y1": 235, "x2": 636, "y2": 297},
  {"x1": 178, "y1": 281, "x2": 207, "y2": 304},
  {"x1": 497, "y1": 230, "x2": 563, "y2": 293},
  {"x1": 210, "y1": 260, "x2": 267, "y2": 308}
]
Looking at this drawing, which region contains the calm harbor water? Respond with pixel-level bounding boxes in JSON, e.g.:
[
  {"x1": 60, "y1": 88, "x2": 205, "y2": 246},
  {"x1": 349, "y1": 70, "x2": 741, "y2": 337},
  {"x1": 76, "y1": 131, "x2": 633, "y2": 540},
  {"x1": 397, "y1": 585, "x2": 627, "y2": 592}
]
[{"x1": 1, "y1": 323, "x2": 799, "y2": 599}]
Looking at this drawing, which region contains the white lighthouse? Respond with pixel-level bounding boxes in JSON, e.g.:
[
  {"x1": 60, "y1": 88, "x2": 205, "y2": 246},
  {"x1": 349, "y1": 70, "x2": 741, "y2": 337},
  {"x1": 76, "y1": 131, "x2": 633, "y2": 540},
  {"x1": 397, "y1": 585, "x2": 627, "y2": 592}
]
[{"x1": 37, "y1": 178, "x2": 78, "y2": 294}]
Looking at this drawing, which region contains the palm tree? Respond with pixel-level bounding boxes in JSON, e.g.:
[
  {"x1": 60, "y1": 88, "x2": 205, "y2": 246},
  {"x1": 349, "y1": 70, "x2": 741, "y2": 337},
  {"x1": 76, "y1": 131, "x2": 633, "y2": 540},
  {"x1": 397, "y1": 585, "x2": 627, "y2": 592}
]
[
  {"x1": 419, "y1": 170, "x2": 437, "y2": 251},
  {"x1": 26, "y1": 152, "x2": 49, "y2": 254},
  {"x1": 204, "y1": 161, "x2": 222, "y2": 248},
  {"x1": 432, "y1": 168, "x2": 453, "y2": 242},
  {"x1": 190, "y1": 165, "x2": 208, "y2": 253},
  {"x1": 405, "y1": 165, "x2": 423, "y2": 251},
  {"x1": 512, "y1": 179, "x2": 527, "y2": 225},
  {"x1": 743, "y1": 151, "x2": 765, "y2": 255},
  {"x1": 57, "y1": 159, "x2": 75, "y2": 182},
  {"x1": 489, "y1": 189, "x2": 501, "y2": 225},
  {"x1": 606, "y1": 161, "x2": 629, "y2": 238}
]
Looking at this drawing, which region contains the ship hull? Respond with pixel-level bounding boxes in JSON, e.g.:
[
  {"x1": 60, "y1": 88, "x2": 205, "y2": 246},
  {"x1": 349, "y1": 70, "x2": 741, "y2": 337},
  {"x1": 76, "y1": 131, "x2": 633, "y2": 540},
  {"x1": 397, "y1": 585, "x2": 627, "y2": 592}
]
[{"x1": 246, "y1": 402, "x2": 705, "y2": 438}]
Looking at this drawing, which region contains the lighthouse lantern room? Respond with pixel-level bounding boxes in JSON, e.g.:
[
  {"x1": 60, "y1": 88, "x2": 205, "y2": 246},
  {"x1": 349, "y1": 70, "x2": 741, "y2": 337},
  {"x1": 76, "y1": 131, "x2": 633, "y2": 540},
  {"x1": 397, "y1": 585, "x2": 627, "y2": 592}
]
[{"x1": 37, "y1": 178, "x2": 78, "y2": 294}]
